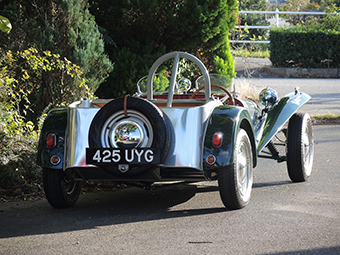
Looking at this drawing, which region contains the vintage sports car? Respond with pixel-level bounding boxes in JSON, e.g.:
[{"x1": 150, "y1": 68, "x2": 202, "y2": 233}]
[{"x1": 37, "y1": 52, "x2": 314, "y2": 210}]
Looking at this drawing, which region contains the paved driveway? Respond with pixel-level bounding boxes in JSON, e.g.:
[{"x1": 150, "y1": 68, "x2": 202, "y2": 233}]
[
  {"x1": 0, "y1": 125, "x2": 339, "y2": 255},
  {"x1": 235, "y1": 78, "x2": 340, "y2": 115}
]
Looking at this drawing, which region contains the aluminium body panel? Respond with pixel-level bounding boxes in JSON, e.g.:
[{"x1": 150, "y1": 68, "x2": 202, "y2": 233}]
[
  {"x1": 65, "y1": 100, "x2": 99, "y2": 169},
  {"x1": 161, "y1": 100, "x2": 222, "y2": 170},
  {"x1": 65, "y1": 99, "x2": 221, "y2": 171}
]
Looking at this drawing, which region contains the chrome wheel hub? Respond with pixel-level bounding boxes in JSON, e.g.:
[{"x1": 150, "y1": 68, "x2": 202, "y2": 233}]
[
  {"x1": 100, "y1": 110, "x2": 153, "y2": 149},
  {"x1": 111, "y1": 120, "x2": 144, "y2": 148}
]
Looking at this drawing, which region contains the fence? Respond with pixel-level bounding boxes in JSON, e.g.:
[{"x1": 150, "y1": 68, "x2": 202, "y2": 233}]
[{"x1": 230, "y1": 9, "x2": 332, "y2": 44}]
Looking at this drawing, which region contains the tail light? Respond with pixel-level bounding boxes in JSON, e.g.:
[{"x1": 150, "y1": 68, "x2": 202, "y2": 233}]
[
  {"x1": 213, "y1": 132, "x2": 223, "y2": 148},
  {"x1": 46, "y1": 134, "x2": 57, "y2": 148}
]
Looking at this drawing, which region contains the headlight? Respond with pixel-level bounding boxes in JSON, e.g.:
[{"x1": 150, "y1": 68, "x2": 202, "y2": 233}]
[{"x1": 259, "y1": 87, "x2": 278, "y2": 108}]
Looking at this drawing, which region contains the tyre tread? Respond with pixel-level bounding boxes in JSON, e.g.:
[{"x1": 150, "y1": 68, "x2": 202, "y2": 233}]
[
  {"x1": 287, "y1": 113, "x2": 312, "y2": 182},
  {"x1": 43, "y1": 168, "x2": 81, "y2": 209},
  {"x1": 218, "y1": 129, "x2": 253, "y2": 210}
]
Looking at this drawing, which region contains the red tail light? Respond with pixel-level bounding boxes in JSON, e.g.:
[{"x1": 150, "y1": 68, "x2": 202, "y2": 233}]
[
  {"x1": 46, "y1": 134, "x2": 57, "y2": 148},
  {"x1": 213, "y1": 132, "x2": 223, "y2": 148}
]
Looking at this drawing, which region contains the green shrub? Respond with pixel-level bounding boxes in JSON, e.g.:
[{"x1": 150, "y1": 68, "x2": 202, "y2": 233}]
[
  {"x1": 0, "y1": 131, "x2": 40, "y2": 191},
  {"x1": 0, "y1": 47, "x2": 85, "y2": 194},
  {"x1": 213, "y1": 42, "x2": 236, "y2": 78},
  {"x1": 0, "y1": 48, "x2": 88, "y2": 127},
  {"x1": 270, "y1": 26, "x2": 340, "y2": 68},
  {"x1": 270, "y1": 10, "x2": 340, "y2": 68}
]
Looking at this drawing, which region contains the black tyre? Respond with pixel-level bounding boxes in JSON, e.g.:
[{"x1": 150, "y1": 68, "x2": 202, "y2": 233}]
[
  {"x1": 218, "y1": 129, "x2": 253, "y2": 209},
  {"x1": 286, "y1": 113, "x2": 314, "y2": 182},
  {"x1": 88, "y1": 97, "x2": 171, "y2": 176},
  {"x1": 43, "y1": 168, "x2": 82, "y2": 208}
]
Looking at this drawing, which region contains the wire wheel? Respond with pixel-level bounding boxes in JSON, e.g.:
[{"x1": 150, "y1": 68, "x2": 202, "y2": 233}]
[{"x1": 218, "y1": 129, "x2": 253, "y2": 209}]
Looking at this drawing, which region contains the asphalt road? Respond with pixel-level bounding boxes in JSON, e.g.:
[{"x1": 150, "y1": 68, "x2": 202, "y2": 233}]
[
  {"x1": 0, "y1": 124, "x2": 339, "y2": 255},
  {"x1": 235, "y1": 57, "x2": 340, "y2": 115},
  {"x1": 235, "y1": 78, "x2": 340, "y2": 115},
  {"x1": 235, "y1": 56, "x2": 272, "y2": 78}
]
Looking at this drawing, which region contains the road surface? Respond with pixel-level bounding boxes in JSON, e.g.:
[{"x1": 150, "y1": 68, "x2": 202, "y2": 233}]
[
  {"x1": 0, "y1": 125, "x2": 339, "y2": 255},
  {"x1": 235, "y1": 78, "x2": 340, "y2": 115}
]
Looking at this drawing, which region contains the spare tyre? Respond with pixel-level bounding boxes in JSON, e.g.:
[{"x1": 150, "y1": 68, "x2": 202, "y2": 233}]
[{"x1": 88, "y1": 97, "x2": 171, "y2": 176}]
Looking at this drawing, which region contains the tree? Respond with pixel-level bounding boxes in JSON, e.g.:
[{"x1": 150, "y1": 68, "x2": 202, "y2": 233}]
[
  {"x1": 0, "y1": 0, "x2": 113, "y2": 123},
  {"x1": 89, "y1": 0, "x2": 238, "y2": 99},
  {"x1": 320, "y1": 4, "x2": 340, "y2": 30},
  {"x1": 314, "y1": 0, "x2": 340, "y2": 8},
  {"x1": 237, "y1": 0, "x2": 270, "y2": 41},
  {"x1": 279, "y1": 0, "x2": 322, "y2": 25}
]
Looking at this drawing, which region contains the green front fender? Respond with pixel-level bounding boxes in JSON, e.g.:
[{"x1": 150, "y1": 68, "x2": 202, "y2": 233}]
[
  {"x1": 257, "y1": 92, "x2": 311, "y2": 154},
  {"x1": 203, "y1": 106, "x2": 256, "y2": 172},
  {"x1": 37, "y1": 108, "x2": 67, "y2": 169}
]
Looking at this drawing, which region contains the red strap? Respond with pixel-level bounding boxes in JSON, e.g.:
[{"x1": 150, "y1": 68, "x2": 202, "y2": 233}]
[{"x1": 124, "y1": 95, "x2": 129, "y2": 117}]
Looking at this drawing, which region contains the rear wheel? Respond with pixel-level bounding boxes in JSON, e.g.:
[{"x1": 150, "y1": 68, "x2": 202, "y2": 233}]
[
  {"x1": 286, "y1": 113, "x2": 314, "y2": 182},
  {"x1": 43, "y1": 168, "x2": 82, "y2": 208},
  {"x1": 218, "y1": 129, "x2": 253, "y2": 209}
]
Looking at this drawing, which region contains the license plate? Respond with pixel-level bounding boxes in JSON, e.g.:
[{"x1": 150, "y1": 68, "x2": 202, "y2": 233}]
[{"x1": 86, "y1": 148, "x2": 160, "y2": 165}]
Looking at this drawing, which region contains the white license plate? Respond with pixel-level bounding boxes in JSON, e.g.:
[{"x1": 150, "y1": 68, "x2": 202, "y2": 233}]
[{"x1": 86, "y1": 148, "x2": 160, "y2": 165}]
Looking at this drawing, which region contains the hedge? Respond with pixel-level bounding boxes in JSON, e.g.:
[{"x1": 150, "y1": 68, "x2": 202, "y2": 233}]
[{"x1": 270, "y1": 26, "x2": 340, "y2": 68}]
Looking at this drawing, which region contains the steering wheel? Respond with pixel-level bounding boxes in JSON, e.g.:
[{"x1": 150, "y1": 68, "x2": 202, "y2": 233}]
[
  {"x1": 146, "y1": 52, "x2": 211, "y2": 107},
  {"x1": 190, "y1": 84, "x2": 235, "y2": 105}
]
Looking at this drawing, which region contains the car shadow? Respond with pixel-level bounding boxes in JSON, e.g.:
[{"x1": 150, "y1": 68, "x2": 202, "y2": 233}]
[
  {"x1": 0, "y1": 179, "x2": 300, "y2": 239},
  {"x1": 253, "y1": 180, "x2": 292, "y2": 188},
  {"x1": 0, "y1": 182, "x2": 226, "y2": 239}
]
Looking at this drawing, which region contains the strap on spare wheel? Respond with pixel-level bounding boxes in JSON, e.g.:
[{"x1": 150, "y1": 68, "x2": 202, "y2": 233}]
[{"x1": 124, "y1": 95, "x2": 129, "y2": 117}]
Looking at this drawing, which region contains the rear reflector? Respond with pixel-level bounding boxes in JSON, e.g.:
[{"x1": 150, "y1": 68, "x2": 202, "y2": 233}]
[
  {"x1": 213, "y1": 132, "x2": 223, "y2": 148},
  {"x1": 50, "y1": 155, "x2": 61, "y2": 165},
  {"x1": 46, "y1": 134, "x2": 57, "y2": 148},
  {"x1": 206, "y1": 155, "x2": 216, "y2": 165}
]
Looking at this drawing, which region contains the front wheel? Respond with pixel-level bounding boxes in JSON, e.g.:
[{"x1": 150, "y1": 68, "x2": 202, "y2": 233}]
[
  {"x1": 43, "y1": 168, "x2": 82, "y2": 208},
  {"x1": 218, "y1": 129, "x2": 253, "y2": 209},
  {"x1": 286, "y1": 113, "x2": 314, "y2": 182}
]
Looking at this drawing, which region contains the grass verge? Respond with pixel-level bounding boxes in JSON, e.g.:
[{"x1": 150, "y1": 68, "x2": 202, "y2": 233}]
[
  {"x1": 311, "y1": 114, "x2": 340, "y2": 124},
  {"x1": 232, "y1": 48, "x2": 270, "y2": 58}
]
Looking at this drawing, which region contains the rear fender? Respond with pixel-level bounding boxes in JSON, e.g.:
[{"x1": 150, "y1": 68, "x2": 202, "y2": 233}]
[
  {"x1": 257, "y1": 92, "x2": 311, "y2": 153},
  {"x1": 203, "y1": 106, "x2": 257, "y2": 172},
  {"x1": 37, "y1": 108, "x2": 67, "y2": 169}
]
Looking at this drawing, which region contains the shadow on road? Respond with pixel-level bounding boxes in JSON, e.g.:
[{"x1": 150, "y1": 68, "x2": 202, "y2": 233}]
[
  {"x1": 253, "y1": 180, "x2": 291, "y2": 188},
  {"x1": 0, "y1": 178, "x2": 305, "y2": 239},
  {"x1": 261, "y1": 246, "x2": 340, "y2": 255},
  {"x1": 0, "y1": 183, "x2": 226, "y2": 239}
]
